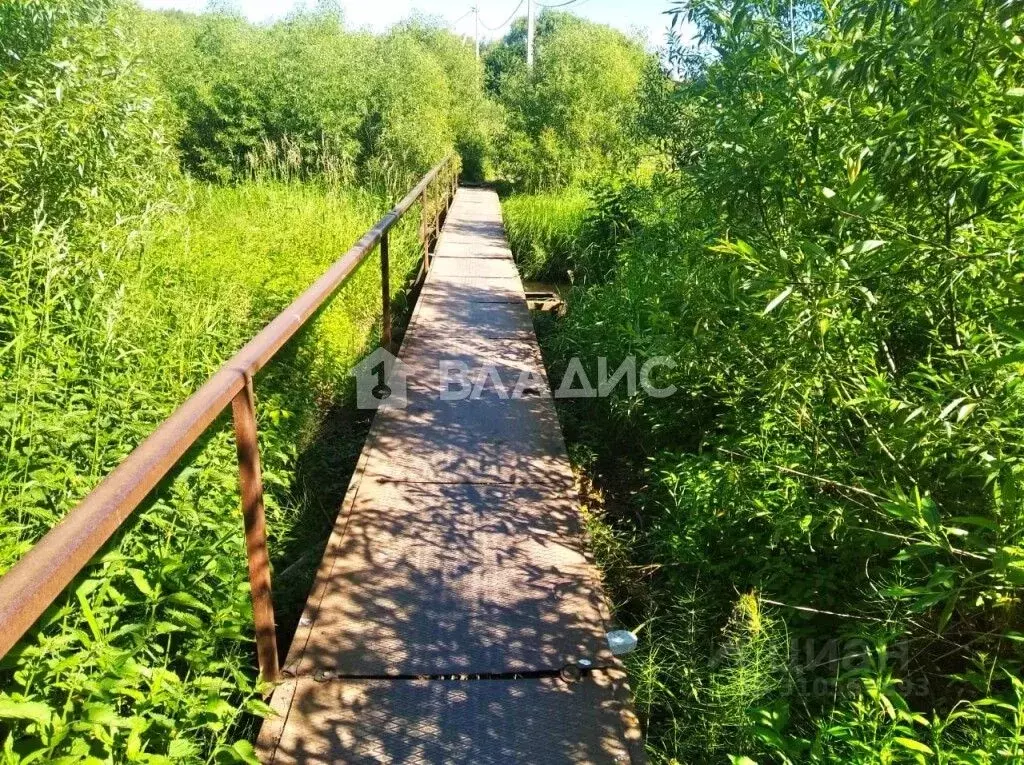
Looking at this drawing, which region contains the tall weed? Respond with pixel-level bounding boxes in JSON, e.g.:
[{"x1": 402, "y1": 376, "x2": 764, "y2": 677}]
[
  {"x1": 0, "y1": 4, "x2": 433, "y2": 759},
  {"x1": 517, "y1": 0, "x2": 1024, "y2": 761}
]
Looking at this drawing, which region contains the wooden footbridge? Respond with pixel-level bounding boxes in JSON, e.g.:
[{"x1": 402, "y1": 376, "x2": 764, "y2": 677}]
[{"x1": 0, "y1": 159, "x2": 643, "y2": 763}]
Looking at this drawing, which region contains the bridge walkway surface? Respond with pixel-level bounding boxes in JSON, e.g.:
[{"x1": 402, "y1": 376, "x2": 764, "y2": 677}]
[{"x1": 257, "y1": 187, "x2": 644, "y2": 764}]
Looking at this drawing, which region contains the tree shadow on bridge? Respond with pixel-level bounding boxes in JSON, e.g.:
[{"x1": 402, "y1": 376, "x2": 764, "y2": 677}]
[
  {"x1": 286, "y1": 481, "x2": 613, "y2": 676},
  {"x1": 267, "y1": 476, "x2": 642, "y2": 763},
  {"x1": 260, "y1": 198, "x2": 645, "y2": 761},
  {"x1": 270, "y1": 669, "x2": 641, "y2": 763},
  {"x1": 262, "y1": 306, "x2": 644, "y2": 761},
  {"x1": 268, "y1": 254, "x2": 428, "y2": 653}
]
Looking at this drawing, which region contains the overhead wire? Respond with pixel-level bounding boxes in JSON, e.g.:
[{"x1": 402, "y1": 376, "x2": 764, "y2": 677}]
[
  {"x1": 476, "y1": 0, "x2": 590, "y2": 39},
  {"x1": 478, "y1": 0, "x2": 526, "y2": 31},
  {"x1": 449, "y1": 8, "x2": 475, "y2": 27},
  {"x1": 538, "y1": 0, "x2": 596, "y2": 8}
]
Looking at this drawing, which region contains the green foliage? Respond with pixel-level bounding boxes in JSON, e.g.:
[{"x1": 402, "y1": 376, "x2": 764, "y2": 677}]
[
  {"x1": 382, "y1": 18, "x2": 501, "y2": 185},
  {"x1": 706, "y1": 594, "x2": 790, "y2": 753},
  {"x1": 136, "y1": 9, "x2": 368, "y2": 184},
  {"x1": 0, "y1": 0, "x2": 174, "y2": 238},
  {"x1": 0, "y1": 177, "x2": 425, "y2": 762},
  {"x1": 504, "y1": 176, "x2": 665, "y2": 285},
  {"x1": 138, "y1": 8, "x2": 491, "y2": 190},
  {"x1": 502, "y1": 189, "x2": 591, "y2": 280},
  {"x1": 1, "y1": 0, "x2": 176, "y2": 565},
  {"x1": 0, "y1": 2, "x2": 435, "y2": 760},
  {"x1": 518, "y1": 0, "x2": 1024, "y2": 761},
  {"x1": 485, "y1": 12, "x2": 652, "y2": 189}
]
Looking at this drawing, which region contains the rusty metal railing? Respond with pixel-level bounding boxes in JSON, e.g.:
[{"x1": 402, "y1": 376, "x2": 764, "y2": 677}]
[{"x1": 0, "y1": 156, "x2": 460, "y2": 681}]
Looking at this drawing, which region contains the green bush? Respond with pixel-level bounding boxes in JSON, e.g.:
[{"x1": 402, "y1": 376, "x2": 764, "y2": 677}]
[
  {"x1": 522, "y1": 0, "x2": 1024, "y2": 761},
  {"x1": 137, "y1": 9, "x2": 491, "y2": 190},
  {"x1": 1, "y1": 0, "x2": 176, "y2": 565},
  {"x1": 485, "y1": 12, "x2": 651, "y2": 190},
  {"x1": 14, "y1": 0, "x2": 1024, "y2": 761},
  {"x1": 0, "y1": 3, "x2": 436, "y2": 760}
]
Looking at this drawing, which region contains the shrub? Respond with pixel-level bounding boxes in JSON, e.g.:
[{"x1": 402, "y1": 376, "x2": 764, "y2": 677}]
[
  {"x1": 525, "y1": 0, "x2": 1024, "y2": 760},
  {"x1": 137, "y1": 9, "x2": 488, "y2": 190},
  {"x1": 485, "y1": 12, "x2": 652, "y2": 190},
  {"x1": 1, "y1": 0, "x2": 175, "y2": 566},
  {"x1": 0, "y1": 4, "x2": 433, "y2": 760}
]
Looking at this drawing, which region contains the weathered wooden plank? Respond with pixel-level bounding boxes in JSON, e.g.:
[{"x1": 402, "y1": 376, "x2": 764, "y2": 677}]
[
  {"x1": 284, "y1": 480, "x2": 614, "y2": 678},
  {"x1": 410, "y1": 294, "x2": 535, "y2": 339},
  {"x1": 260, "y1": 670, "x2": 642, "y2": 765},
  {"x1": 259, "y1": 188, "x2": 642, "y2": 764},
  {"x1": 428, "y1": 256, "x2": 521, "y2": 279}
]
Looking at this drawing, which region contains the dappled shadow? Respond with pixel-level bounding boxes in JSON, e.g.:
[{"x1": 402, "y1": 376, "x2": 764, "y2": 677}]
[
  {"x1": 285, "y1": 480, "x2": 613, "y2": 677},
  {"x1": 269, "y1": 392, "x2": 374, "y2": 650},
  {"x1": 439, "y1": 217, "x2": 507, "y2": 242},
  {"x1": 268, "y1": 670, "x2": 641, "y2": 764},
  {"x1": 363, "y1": 391, "x2": 573, "y2": 488},
  {"x1": 419, "y1": 277, "x2": 526, "y2": 304},
  {"x1": 269, "y1": 225, "x2": 429, "y2": 653},
  {"x1": 359, "y1": 319, "x2": 575, "y2": 488},
  {"x1": 411, "y1": 290, "x2": 535, "y2": 339},
  {"x1": 260, "y1": 188, "x2": 643, "y2": 763}
]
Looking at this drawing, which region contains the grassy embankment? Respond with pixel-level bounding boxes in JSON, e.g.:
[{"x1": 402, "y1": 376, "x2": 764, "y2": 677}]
[
  {"x1": 1, "y1": 2, "x2": 471, "y2": 760},
  {"x1": 2, "y1": 177, "x2": 424, "y2": 761}
]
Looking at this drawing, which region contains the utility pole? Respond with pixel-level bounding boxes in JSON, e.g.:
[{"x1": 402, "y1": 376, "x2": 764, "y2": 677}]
[
  {"x1": 526, "y1": 0, "x2": 535, "y2": 69},
  {"x1": 474, "y1": 5, "x2": 480, "y2": 60},
  {"x1": 789, "y1": 0, "x2": 796, "y2": 53}
]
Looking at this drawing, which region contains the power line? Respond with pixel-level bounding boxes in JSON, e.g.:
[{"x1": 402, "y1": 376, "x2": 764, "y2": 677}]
[
  {"x1": 527, "y1": 0, "x2": 534, "y2": 67},
  {"x1": 479, "y1": 0, "x2": 526, "y2": 32},
  {"x1": 449, "y1": 8, "x2": 474, "y2": 27}
]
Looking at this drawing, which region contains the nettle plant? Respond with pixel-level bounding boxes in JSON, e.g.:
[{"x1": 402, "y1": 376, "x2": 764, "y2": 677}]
[
  {"x1": 516, "y1": 0, "x2": 1024, "y2": 761},
  {"x1": 669, "y1": 0, "x2": 1023, "y2": 759}
]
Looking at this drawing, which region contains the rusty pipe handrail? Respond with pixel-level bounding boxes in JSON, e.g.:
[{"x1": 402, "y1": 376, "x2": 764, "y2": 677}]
[{"x1": 0, "y1": 156, "x2": 458, "y2": 668}]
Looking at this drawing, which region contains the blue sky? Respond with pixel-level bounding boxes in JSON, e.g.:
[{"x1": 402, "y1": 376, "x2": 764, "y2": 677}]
[{"x1": 137, "y1": 0, "x2": 687, "y2": 48}]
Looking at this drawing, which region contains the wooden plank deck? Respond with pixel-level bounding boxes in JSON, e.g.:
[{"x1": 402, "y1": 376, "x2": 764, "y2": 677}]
[{"x1": 257, "y1": 188, "x2": 644, "y2": 764}]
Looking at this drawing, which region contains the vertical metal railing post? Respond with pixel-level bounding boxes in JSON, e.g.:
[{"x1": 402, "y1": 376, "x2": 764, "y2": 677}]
[
  {"x1": 231, "y1": 374, "x2": 280, "y2": 683},
  {"x1": 433, "y1": 176, "x2": 442, "y2": 236},
  {"x1": 419, "y1": 185, "x2": 430, "y2": 273},
  {"x1": 380, "y1": 230, "x2": 392, "y2": 351}
]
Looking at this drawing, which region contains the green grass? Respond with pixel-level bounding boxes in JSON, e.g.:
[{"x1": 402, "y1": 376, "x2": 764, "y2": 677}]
[
  {"x1": 502, "y1": 189, "x2": 591, "y2": 281},
  {"x1": 515, "y1": 154, "x2": 1024, "y2": 761},
  {"x1": 0, "y1": 179, "x2": 423, "y2": 762}
]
